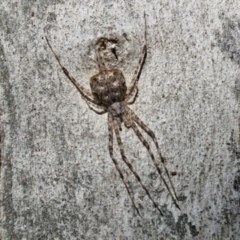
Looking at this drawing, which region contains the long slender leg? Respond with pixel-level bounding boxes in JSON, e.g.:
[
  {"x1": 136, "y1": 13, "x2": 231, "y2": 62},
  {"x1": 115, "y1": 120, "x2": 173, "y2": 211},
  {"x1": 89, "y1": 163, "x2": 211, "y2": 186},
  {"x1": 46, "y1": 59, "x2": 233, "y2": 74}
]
[
  {"x1": 108, "y1": 115, "x2": 140, "y2": 216},
  {"x1": 127, "y1": 107, "x2": 179, "y2": 204},
  {"x1": 125, "y1": 87, "x2": 138, "y2": 105},
  {"x1": 86, "y1": 103, "x2": 106, "y2": 114},
  {"x1": 130, "y1": 121, "x2": 180, "y2": 210},
  {"x1": 125, "y1": 12, "x2": 147, "y2": 103},
  {"x1": 84, "y1": 98, "x2": 107, "y2": 115},
  {"x1": 111, "y1": 116, "x2": 163, "y2": 215},
  {"x1": 45, "y1": 36, "x2": 102, "y2": 108}
]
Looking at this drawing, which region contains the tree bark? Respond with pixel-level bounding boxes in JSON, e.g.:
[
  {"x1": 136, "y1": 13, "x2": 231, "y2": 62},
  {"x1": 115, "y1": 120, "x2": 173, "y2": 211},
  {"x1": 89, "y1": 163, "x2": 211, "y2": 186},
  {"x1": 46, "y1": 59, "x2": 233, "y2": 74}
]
[{"x1": 1, "y1": 0, "x2": 240, "y2": 239}]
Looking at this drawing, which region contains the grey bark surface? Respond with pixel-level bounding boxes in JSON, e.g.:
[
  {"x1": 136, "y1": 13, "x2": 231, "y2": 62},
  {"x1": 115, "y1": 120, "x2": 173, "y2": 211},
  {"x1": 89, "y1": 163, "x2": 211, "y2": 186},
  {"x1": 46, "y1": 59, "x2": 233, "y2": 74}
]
[{"x1": 0, "y1": 0, "x2": 240, "y2": 239}]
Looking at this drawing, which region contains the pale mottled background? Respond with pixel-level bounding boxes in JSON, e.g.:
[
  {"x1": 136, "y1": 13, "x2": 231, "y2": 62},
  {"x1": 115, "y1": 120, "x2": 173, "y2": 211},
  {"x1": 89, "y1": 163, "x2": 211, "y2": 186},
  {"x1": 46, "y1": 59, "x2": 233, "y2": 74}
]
[{"x1": 0, "y1": 0, "x2": 240, "y2": 239}]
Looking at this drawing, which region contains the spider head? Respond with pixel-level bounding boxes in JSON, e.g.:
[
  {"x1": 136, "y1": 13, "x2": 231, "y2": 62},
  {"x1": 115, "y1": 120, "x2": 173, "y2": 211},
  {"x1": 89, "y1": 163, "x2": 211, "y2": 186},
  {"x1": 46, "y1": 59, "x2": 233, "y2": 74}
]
[{"x1": 90, "y1": 69, "x2": 127, "y2": 106}]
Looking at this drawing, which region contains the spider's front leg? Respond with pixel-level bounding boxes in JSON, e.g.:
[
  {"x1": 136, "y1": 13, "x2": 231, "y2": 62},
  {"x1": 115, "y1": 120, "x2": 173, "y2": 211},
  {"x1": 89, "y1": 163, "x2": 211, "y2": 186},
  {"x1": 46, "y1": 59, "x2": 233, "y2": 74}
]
[
  {"x1": 124, "y1": 106, "x2": 180, "y2": 210},
  {"x1": 110, "y1": 113, "x2": 163, "y2": 215},
  {"x1": 108, "y1": 114, "x2": 140, "y2": 216}
]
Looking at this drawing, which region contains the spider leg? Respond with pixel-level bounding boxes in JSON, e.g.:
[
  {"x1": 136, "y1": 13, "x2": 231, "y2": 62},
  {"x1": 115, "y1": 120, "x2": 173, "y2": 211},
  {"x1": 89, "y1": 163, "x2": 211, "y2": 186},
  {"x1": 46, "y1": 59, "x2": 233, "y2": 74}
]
[
  {"x1": 108, "y1": 114, "x2": 140, "y2": 216},
  {"x1": 125, "y1": 87, "x2": 138, "y2": 105},
  {"x1": 45, "y1": 36, "x2": 101, "y2": 107},
  {"x1": 85, "y1": 98, "x2": 107, "y2": 115},
  {"x1": 125, "y1": 12, "x2": 147, "y2": 103},
  {"x1": 111, "y1": 115, "x2": 163, "y2": 215},
  {"x1": 85, "y1": 102, "x2": 106, "y2": 114},
  {"x1": 130, "y1": 120, "x2": 180, "y2": 210},
  {"x1": 126, "y1": 107, "x2": 180, "y2": 209}
]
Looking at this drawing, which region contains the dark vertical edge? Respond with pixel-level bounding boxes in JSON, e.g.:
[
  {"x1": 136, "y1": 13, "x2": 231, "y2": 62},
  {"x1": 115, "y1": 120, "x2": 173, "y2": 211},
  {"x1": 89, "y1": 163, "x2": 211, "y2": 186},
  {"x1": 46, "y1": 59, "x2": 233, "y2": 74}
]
[{"x1": 0, "y1": 41, "x2": 18, "y2": 239}]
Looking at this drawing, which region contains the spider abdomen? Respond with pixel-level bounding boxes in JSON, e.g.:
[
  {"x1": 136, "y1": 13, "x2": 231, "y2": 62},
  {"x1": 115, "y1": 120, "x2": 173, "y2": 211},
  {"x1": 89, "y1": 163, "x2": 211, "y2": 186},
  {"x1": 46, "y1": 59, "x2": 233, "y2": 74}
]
[{"x1": 90, "y1": 69, "x2": 127, "y2": 106}]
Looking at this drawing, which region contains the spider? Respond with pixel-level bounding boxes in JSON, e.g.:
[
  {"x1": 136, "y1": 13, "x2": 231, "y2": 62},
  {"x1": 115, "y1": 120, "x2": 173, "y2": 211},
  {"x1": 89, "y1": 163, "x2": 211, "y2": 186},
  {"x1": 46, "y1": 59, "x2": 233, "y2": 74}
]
[{"x1": 45, "y1": 13, "x2": 180, "y2": 215}]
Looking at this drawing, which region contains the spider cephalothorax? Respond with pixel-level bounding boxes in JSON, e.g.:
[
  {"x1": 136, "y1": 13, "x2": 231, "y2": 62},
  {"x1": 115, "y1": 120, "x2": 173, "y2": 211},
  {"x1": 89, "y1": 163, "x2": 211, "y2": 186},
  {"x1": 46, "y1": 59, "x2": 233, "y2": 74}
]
[{"x1": 46, "y1": 13, "x2": 180, "y2": 216}]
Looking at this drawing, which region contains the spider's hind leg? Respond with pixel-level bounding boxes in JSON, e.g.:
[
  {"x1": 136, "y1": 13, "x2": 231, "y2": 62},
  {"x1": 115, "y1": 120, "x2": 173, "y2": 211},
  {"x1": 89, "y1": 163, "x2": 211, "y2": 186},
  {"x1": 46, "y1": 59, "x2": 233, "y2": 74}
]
[
  {"x1": 45, "y1": 36, "x2": 107, "y2": 113},
  {"x1": 125, "y1": 12, "x2": 147, "y2": 104}
]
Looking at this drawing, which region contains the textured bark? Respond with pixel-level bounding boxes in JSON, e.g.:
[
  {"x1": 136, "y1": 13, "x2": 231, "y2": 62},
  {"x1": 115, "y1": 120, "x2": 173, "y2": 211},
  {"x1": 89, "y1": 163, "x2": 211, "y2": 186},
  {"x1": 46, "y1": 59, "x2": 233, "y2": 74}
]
[{"x1": 0, "y1": 0, "x2": 240, "y2": 239}]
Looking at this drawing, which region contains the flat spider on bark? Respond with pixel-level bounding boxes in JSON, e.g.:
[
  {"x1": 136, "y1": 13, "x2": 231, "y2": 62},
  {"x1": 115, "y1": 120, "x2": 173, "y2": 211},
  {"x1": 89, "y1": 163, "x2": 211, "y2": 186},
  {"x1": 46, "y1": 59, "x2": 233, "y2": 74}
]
[{"x1": 45, "y1": 13, "x2": 180, "y2": 215}]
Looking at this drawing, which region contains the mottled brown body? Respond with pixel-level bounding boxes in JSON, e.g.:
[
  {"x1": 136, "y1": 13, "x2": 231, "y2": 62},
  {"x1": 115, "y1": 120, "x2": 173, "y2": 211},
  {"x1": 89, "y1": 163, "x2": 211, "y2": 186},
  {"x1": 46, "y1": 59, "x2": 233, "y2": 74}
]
[
  {"x1": 90, "y1": 69, "x2": 127, "y2": 106},
  {"x1": 46, "y1": 13, "x2": 180, "y2": 216}
]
